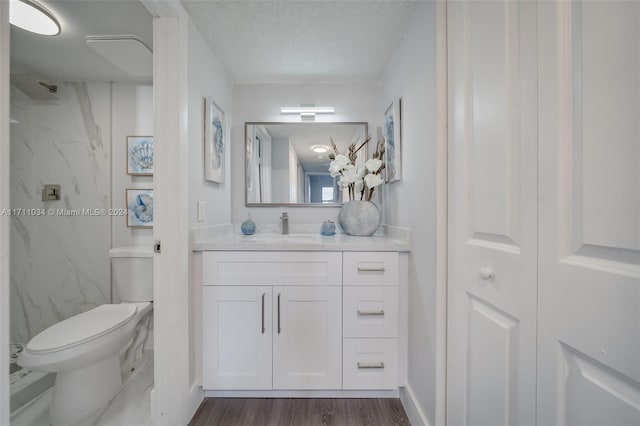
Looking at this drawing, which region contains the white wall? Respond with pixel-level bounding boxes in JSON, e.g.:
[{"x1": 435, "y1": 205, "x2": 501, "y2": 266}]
[
  {"x1": 188, "y1": 24, "x2": 232, "y2": 229},
  {"x1": 111, "y1": 83, "x2": 154, "y2": 248},
  {"x1": 381, "y1": 3, "x2": 440, "y2": 425},
  {"x1": 232, "y1": 84, "x2": 381, "y2": 225},
  {"x1": 186, "y1": 12, "x2": 233, "y2": 400}
]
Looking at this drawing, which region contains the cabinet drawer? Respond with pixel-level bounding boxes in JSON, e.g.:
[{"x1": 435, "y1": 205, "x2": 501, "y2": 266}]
[
  {"x1": 343, "y1": 252, "x2": 398, "y2": 286},
  {"x1": 343, "y1": 338, "x2": 398, "y2": 390},
  {"x1": 203, "y1": 251, "x2": 342, "y2": 286},
  {"x1": 343, "y1": 286, "x2": 398, "y2": 338}
]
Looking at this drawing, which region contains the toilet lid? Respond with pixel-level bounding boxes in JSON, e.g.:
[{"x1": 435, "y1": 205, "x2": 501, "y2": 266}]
[{"x1": 26, "y1": 304, "x2": 137, "y2": 353}]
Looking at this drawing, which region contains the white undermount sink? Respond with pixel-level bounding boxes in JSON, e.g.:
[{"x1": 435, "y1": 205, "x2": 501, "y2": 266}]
[{"x1": 242, "y1": 233, "x2": 330, "y2": 244}]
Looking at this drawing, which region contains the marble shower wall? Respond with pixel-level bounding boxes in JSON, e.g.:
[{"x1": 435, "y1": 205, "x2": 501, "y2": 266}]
[{"x1": 10, "y1": 82, "x2": 112, "y2": 343}]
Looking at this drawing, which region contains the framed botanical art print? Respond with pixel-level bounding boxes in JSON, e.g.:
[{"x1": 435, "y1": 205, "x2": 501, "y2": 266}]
[
  {"x1": 204, "y1": 97, "x2": 225, "y2": 183},
  {"x1": 126, "y1": 188, "x2": 154, "y2": 228},
  {"x1": 127, "y1": 136, "x2": 154, "y2": 176},
  {"x1": 384, "y1": 97, "x2": 402, "y2": 182}
]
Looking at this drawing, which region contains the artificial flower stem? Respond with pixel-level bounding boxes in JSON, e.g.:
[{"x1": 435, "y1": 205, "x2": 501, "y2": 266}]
[{"x1": 352, "y1": 137, "x2": 371, "y2": 156}]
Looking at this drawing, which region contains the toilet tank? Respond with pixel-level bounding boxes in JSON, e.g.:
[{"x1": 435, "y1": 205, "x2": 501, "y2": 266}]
[{"x1": 109, "y1": 246, "x2": 153, "y2": 302}]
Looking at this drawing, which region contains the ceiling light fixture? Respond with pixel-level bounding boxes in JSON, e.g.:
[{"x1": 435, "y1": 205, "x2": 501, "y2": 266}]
[
  {"x1": 10, "y1": 0, "x2": 61, "y2": 36},
  {"x1": 311, "y1": 145, "x2": 329, "y2": 154}
]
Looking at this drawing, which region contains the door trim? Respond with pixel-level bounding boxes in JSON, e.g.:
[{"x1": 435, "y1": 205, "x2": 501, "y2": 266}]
[
  {"x1": 0, "y1": 2, "x2": 10, "y2": 424},
  {"x1": 435, "y1": 1, "x2": 449, "y2": 425},
  {"x1": 141, "y1": 1, "x2": 203, "y2": 424}
]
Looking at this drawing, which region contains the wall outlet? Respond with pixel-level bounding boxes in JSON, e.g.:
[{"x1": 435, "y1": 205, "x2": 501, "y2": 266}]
[{"x1": 197, "y1": 200, "x2": 206, "y2": 222}]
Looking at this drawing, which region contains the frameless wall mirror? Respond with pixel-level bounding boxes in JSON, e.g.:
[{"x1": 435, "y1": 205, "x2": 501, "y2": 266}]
[{"x1": 245, "y1": 122, "x2": 368, "y2": 206}]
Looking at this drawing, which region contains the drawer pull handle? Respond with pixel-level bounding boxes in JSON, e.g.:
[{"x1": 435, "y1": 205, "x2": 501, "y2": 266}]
[
  {"x1": 357, "y1": 267, "x2": 386, "y2": 272},
  {"x1": 357, "y1": 362, "x2": 385, "y2": 369},
  {"x1": 277, "y1": 293, "x2": 281, "y2": 334},
  {"x1": 357, "y1": 310, "x2": 385, "y2": 316},
  {"x1": 261, "y1": 293, "x2": 266, "y2": 334}
]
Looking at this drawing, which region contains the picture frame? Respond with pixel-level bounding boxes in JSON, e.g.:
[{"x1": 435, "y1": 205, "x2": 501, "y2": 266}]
[
  {"x1": 127, "y1": 136, "x2": 154, "y2": 176},
  {"x1": 204, "y1": 97, "x2": 225, "y2": 183},
  {"x1": 384, "y1": 97, "x2": 402, "y2": 183},
  {"x1": 126, "y1": 188, "x2": 154, "y2": 228}
]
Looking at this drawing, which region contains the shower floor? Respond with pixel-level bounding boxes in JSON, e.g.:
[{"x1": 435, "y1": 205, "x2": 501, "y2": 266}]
[
  {"x1": 10, "y1": 343, "x2": 23, "y2": 368},
  {"x1": 10, "y1": 343, "x2": 56, "y2": 414}
]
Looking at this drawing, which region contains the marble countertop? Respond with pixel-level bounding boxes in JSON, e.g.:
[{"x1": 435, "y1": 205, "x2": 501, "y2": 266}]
[{"x1": 191, "y1": 224, "x2": 411, "y2": 252}]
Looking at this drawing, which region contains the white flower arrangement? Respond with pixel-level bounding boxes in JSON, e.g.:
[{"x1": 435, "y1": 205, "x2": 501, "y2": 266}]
[{"x1": 328, "y1": 136, "x2": 385, "y2": 201}]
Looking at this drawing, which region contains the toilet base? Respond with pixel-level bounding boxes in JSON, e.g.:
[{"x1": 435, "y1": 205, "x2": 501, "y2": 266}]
[{"x1": 49, "y1": 355, "x2": 122, "y2": 426}]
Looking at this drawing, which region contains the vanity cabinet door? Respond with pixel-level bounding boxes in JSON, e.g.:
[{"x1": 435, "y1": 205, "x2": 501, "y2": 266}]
[
  {"x1": 273, "y1": 286, "x2": 342, "y2": 389},
  {"x1": 202, "y1": 286, "x2": 272, "y2": 390}
]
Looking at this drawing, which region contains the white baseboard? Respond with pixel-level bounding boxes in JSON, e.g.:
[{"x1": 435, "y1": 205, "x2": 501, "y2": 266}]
[
  {"x1": 204, "y1": 389, "x2": 400, "y2": 398},
  {"x1": 186, "y1": 383, "x2": 204, "y2": 423},
  {"x1": 149, "y1": 388, "x2": 155, "y2": 424},
  {"x1": 399, "y1": 385, "x2": 431, "y2": 426}
]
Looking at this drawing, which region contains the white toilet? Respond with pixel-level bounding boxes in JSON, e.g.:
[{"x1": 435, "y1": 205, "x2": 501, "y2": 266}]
[{"x1": 18, "y1": 245, "x2": 153, "y2": 426}]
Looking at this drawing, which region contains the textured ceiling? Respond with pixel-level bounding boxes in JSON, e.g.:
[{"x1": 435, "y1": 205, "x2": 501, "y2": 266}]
[{"x1": 181, "y1": 0, "x2": 419, "y2": 84}]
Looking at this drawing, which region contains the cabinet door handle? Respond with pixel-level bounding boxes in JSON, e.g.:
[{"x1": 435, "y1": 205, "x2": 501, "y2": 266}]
[
  {"x1": 357, "y1": 310, "x2": 385, "y2": 316},
  {"x1": 261, "y1": 293, "x2": 266, "y2": 334},
  {"x1": 357, "y1": 267, "x2": 386, "y2": 272},
  {"x1": 357, "y1": 362, "x2": 385, "y2": 369},
  {"x1": 277, "y1": 293, "x2": 281, "y2": 334}
]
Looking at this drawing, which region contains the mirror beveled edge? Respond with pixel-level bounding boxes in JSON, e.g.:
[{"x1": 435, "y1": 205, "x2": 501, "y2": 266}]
[{"x1": 244, "y1": 121, "x2": 369, "y2": 207}]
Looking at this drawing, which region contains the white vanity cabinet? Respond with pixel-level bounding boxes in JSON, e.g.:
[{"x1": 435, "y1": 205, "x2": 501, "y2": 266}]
[
  {"x1": 201, "y1": 249, "x2": 404, "y2": 394},
  {"x1": 342, "y1": 252, "x2": 399, "y2": 390},
  {"x1": 202, "y1": 251, "x2": 343, "y2": 390}
]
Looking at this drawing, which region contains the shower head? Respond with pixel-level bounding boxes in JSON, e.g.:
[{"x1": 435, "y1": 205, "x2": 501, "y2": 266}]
[
  {"x1": 10, "y1": 73, "x2": 59, "y2": 100},
  {"x1": 38, "y1": 81, "x2": 58, "y2": 94}
]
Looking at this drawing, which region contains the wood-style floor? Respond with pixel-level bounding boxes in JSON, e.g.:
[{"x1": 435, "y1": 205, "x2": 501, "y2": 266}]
[{"x1": 188, "y1": 398, "x2": 411, "y2": 426}]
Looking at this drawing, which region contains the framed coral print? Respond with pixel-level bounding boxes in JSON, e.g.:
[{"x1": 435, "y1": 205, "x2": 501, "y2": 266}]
[
  {"x1": 384, "y1": 97, "x2": 402, "y2": 183},
  {"x1": 204, "y1": 97, "x2": 225, "y2": 183},
  {"x1": 126, "y1": 188, "x2": 154, "y2": 228},
  {"x1": 127, "y1": 136, "x2": 154, "y2": 176}
]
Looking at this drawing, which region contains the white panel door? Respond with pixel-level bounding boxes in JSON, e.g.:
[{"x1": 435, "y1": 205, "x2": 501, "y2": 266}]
[
  {"x1": 447, "y1": 1, "x2": 538, "y2": 425},
  {"x1": 202, "y1": 286, "x2": 272, "y2": 390},
  {"x1": 273, "y1": 286, "x2": 342, "y2": 389},
  {"x1": 538, "y1": 1, "x2": 640, "y2": 425}
]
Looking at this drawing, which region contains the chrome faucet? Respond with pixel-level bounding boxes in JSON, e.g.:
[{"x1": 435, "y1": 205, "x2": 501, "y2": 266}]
[{"x1": 281, "y1": 212, "x2": 289, "y2": 235}]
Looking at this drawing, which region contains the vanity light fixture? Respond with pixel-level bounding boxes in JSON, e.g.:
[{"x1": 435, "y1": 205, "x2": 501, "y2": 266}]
[
  {"x1": 10, "y1": 0, "x2": 61, "y2": 36},
  {"x1": 280, "y1": 106, "x2": 335, "y2": 114},
  {"x1": 280, "y1": 106, "x2": 335, "y2": 121}
]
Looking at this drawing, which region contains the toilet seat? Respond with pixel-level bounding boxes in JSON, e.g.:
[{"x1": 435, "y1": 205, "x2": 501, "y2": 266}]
[{"x1": 26, "y1": 304, "x2": 137, "y2": 354}]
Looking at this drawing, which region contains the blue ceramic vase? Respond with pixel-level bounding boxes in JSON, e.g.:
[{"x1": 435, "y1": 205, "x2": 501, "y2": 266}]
[
  {"x1": 241, "y1": 217, "x2": 256, "y2": 235},
  {"x1": 320, "y1": 220, "x2": 336, "y2": 236}
]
